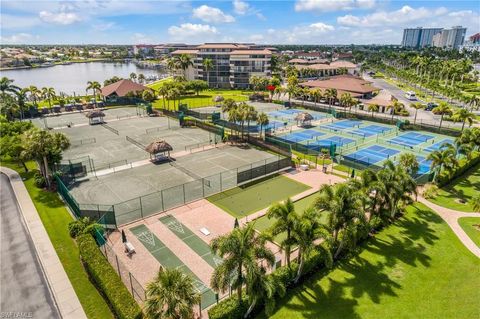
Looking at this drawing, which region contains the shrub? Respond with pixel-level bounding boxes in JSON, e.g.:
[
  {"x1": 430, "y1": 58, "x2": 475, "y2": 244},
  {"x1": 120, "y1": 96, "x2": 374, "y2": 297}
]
[
  {"x1": 33, "y1": 171, "x2": 46, "y2": 188},
  {"x1": 208, "y1": 296, "x2": 248, "y2": 319},
  {"x1": 77, "y1": 234, "x2": 143, "y2": 319},
  {"x1": 68, "y1": 217, "x2": 99, "y2": 238},
  {"x1": 422, "y1": 183, "x2": 439, "y2": 199}
]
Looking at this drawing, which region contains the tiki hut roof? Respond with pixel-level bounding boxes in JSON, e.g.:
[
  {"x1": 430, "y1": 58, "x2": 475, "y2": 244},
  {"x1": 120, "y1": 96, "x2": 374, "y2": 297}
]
[
  {"x1": 213, "y1": 95, "x2": 224, "y2": 102},
  {"x1": 85, "y1": 110, "x2": 105, "y2": 118},
  {"x1": 100, "y1": 79, "x2": 150, "y2": 97},
  {"x1": 294, "y1": 112, "x2": 314, "y2": 122},
  {"x1": 145, "y1": 140, "x2": 173, "y2": 154}
]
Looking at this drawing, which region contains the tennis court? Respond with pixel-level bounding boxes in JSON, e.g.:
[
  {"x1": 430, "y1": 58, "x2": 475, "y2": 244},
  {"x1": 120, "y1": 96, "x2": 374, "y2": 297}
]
[
  {"x1": 349, "y1": 124, "x2": 393, "y2": 137},
  {"x1": 343, "y1": 145, "x2": 400, "y2": 166},
  {"x1": 130, "y1": 224, "x2": 216, "y2": 309},
  {"x1": 424, "y1": 138, "x2": 455, "y2": 152},
  {"x1": 388, "y1": 131, "x2": 435, "y2": 148},
  {"x1": 319, "y1": 119, "x2": 363, "y2": 131},
  {"x1": 159, "y1": 215, "x2": 223, "y2": 268},
  {"x1": 416, "y1": 156, "x2": 433, "y2": 175},
  {"x1": 309, "y1": 135, "x2": 355, "y2": 149},
  {"x1": 276, "y1": 129, "x2": 326, "y2": 143},
  {"x1": 208, "y1": 174, "x2": 311, "y2": 218}
]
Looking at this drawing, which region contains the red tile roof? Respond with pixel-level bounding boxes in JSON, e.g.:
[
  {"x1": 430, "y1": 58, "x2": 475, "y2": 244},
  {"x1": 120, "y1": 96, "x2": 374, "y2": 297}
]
[
  {"x1": 230, "y1": 49, "x2": 272, "y2": 55},
  {"x1": 294, "y1": 63, "x2": 337, "y2": 70},
  {"x1": 171, "y1": 49, "x2": 199, "y2": 55},
  {"x1": 101, "y1": 79, "x2": 150, "y2": 97},
  {"x1": 300, "y1": 75, "x2": 379, "y2": 94},
  {"x1": 329, "y1": 60, "x2": 357, "y2": 69}
]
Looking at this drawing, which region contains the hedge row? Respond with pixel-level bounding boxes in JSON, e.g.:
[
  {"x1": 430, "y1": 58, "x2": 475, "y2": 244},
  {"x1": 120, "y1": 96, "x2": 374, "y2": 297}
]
[
  {"x1": 437, "y1": 151, "x2": 480, "y2": 187},
  {"x1": 77, "y1": 234, "x2": 143, "y2": 319}
]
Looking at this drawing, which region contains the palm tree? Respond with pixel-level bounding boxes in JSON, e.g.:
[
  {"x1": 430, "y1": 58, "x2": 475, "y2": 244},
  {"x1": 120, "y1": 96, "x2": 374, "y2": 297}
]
[
  {"x1": 292, "y1": 208, "x2": 332, "y2": 283},
  {"x1": 387, "y1": 100, "x2": 404, "y2": 122},
  {"x1": 310, "y1": 88, "x2": 322, "y2": 108},
  {"x1": 398, "y1": 153, "x2": 419, "y2": 175},
  {"x1": 86, "y1": 81, "x2": 101, "y2": 107},
  {"x1": 144, "y1": 267, "x2": 200, "y2": 319},
  {"x1": 130, "y1": 72, "x2": 137, "y2": 82},
  {"x1": 451, "y1": 108, "x2": 475, "y2": 131},
  {"x1": 432, "y1": 102, "x2": 452, "y2": 129},
  {"x1": 286, "y1": 75, "x2": 299, "y2": 104},
  {"x1": 16, "y1": 88, "x2": 28, "y2": 120},
  {"x1": 427, "y1": 147, "x2": 458, "y2": 183},
  {"x1": 138, "y1": 73, "x2": 146, "y2": 84},
  {"x1": 42, "y1": 87, "x2": 56, "y2": 109},
  {"x1": 0, "y1": 77, "x2": 20, "y2": 95},
  {"x1": 210, "y1": 223, "x2": 275, "y2": 303},
  {"x1": 256, "y1": 112, "x2": 269, "y2": 137},
  {"x1": 203, "y1": 58, "x2": 214, "y2": 87},
  {"x1": 266, "y1": 198, "x2": 298, "y2": 267},
  {"x1": 158, "y1": 84, "x2": 169, "y2": 109},
  {"x1": 166, "y1": 58, "x2": 178, "y2": 76},
  {"x1": 324, "y1": 88, "x2": 337, "y2": 110},
  {"x1": 367, "y1": 103, "x2": 379, "y2": 117},
  {"x1": 174, "y1": 54, "x2": 193, "y2": 78},
  {"x1": 470, "y1": 194, "x2": 480, "y2": 212},
  {"x1": 221, "y1": 98, "x2": 237, "y2": 115},
  {"x1": 410, "y1": 102, "x2": 424, "y2": 125}
]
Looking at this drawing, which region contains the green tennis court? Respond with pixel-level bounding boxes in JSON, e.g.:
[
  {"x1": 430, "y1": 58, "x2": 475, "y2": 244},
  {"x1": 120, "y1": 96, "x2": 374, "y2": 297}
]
[
  {"x1": 207, "y1": 175, "x2": 311, "y2": 218},
  {"x1": 159, "y1": 215, "x2": 223, "y2": 268},
  {"x1": 130, "y1": 224, "x2": 216, "y2": 309},
  {"x1": 253, "y1": 193, "x2": 330, "y2": 244}
]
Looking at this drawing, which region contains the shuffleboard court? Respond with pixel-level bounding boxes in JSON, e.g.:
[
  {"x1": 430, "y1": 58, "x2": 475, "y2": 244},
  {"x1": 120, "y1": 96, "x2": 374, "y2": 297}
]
[
  {"x1": 159, "y1": 215, "x2": 223, "y2": 268},
  {"x1": 208, "y1": 174, "x2": 310, "y2": 218},
  {"x1": 130, "y1": 224, "x2": 216, "y2": 309}
]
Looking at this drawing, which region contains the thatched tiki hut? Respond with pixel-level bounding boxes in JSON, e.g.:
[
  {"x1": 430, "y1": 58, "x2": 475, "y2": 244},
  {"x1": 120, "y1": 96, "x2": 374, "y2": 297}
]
[
  {"x1": 85, "y1": 110, "x2": 105, "y2": 125},
  {"x1": 145, "y1": 140, "x2": 173, "y2": 162},
  {"x1": 294, "y1": 112, "x2": 314, "y2": 127}
]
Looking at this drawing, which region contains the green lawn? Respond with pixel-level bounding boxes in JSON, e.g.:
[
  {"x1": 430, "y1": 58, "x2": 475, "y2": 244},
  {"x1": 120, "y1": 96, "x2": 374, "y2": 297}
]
[
  {"x1": 253, "y1": 193, "x2": 330, "y2": 244},
  {"x1": 208, "y1": 175, "x2": 311, "y2": 218},
  {"x1": 430, "y1": 164, "x2": 480, "y2": 212},
  {"x1": 458, "y1": 217, "x2": 480, "y2": 248},
  {"x1": 0, "y1": 160, "x2": 113, "y2": 319},
  {"x1": 152, "y1": 89, "x2": 249, "y2": 110},
  {"x1": 145, "y1": 77, "x2": 173, "y2": 91},
  {"x1": 261, "y1": 203, "x2": 480, "y2": 319}
]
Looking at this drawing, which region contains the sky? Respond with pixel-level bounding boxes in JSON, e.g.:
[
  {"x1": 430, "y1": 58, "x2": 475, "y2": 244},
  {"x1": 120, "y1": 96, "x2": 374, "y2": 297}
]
[{"x1": 1, "y1": 0, "x2": 479, "y2": 45}]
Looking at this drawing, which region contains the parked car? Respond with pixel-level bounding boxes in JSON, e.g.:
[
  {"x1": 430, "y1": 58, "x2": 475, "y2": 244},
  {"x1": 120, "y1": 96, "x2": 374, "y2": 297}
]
[
  {"x1": 405, "y1": 91, "x2": 417, "y2": 101},
  {"x1": 425, "y1": 102, "x2": 438, "y2": 111}
]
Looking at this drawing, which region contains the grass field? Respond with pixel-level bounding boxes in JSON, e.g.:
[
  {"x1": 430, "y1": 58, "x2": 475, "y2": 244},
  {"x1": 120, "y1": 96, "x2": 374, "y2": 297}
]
[
  {"x1": 458, "y1": 217, "x2": 480, "y2": 248},
  {"x1": 208, "y1": 175, "x2": 311, "y2": 218},
  {"x1": 152, "y1": 89, "x2": 249, "y2": 110},
  {"x1": 0, "y1": 160, "x2": 113, "y2": 319},
  {"x1": 261, "y1": 203, "x2": 480, "y2": 319},
  {"x1": 253, "y1": 193, "x2": 330, "y2": 244},
  {"x1": 430, "y1": 164, "x2": 480, "y2": 212}
]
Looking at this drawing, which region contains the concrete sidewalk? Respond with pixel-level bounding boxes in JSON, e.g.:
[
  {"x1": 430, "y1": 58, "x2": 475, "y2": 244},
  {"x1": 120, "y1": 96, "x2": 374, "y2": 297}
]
[{"x1": 0, "y1": 167, "x2": 87, "y2": 318}]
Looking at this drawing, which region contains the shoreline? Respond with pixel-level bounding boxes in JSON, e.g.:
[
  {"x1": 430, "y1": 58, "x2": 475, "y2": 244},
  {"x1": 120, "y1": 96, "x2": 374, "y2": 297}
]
[{"x1": 0, "y1": 59, "x2": 127, "y2": 71}]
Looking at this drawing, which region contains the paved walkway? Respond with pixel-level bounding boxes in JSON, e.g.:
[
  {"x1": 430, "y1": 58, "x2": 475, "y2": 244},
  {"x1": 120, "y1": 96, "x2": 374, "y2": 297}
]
[
  {"x1": 0, "y1": 167, "x2": 87, "y2": 318},
  {"x1": 418, "y1": 196, "x2": 480, "y2": 258}
]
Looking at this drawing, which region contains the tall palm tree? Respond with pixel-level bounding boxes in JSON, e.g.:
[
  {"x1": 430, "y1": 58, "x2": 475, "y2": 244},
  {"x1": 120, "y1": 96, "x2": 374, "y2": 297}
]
[
  {"x1": 427, "y1": 147, "x2": 458, "y2": 183},
  {"x1": 174, "y1": 54, "x2": 193, "y2": 78},
  {"x1": 86, "y1": 81, "x2": 101, "y2": 107},
  {"x1": 286, "y1": 75, "x2": 299, "y2": 104},
  {"x1": 266, "y1": 198, "x2": 298, "y2": 267},
  {"x1": 0, "y1": 77, "x2": 20, "y2": 95},
  {"x1": 137, "y1": 73, "x2": 146, "y2": 84},
  {"x1": 256, "y1": 112, "x2": 269, "y2": 137},
  {"x1": 129, "y1": 72, "x2": 137, "y2": 82},
  {"x1": 432, "y1": 102, "x2": 452, "y2": 129},
  {"x1": 451, "y1": 108, "x2": 475, "y2": 131},
  {"x1": 292, "y1": 208, "x2": 332, "y2": 283},
  {"x1": 144, "y1": 267, "x2": 200, "y2": 319},
  {"x1": 16, "y1": 88, "x2": 28, "y2": 120},
  {"x1": 410, "y1": 102, "x2": 424, "y2": 125},
  {"x1": 324, "y1": 88, "x2": 337, "y2": 110},
  {"x1": 27, "y1": 86, "x2": 41, "y2": 107},
  {"x1": 367, "y1": 103, "x2": 379, "y2": 117},
  {"x1": 387, "y1": 100, "x2": 404, "y2": 122},
  {"x1": 398, "y1": 152, "x2": 419, "y2": 175},
  {"x1": 158, "y1": 84, "x2": 169, "y2": 109},
  {"x1": 42, "y1": 87, "x2": 56, "y2": 109},
  {"x1": 470, "y1": 194, "x2": 480, "y2": 212},
  {"x1": 210, "y1": 223, "x2": 275, "y2": 303},
  {"x1": 310, "y1": 88, "x2": 322, "y2": 108},
  {"x1": 166, "y1": 58, "x2": 178, "y2": 76},
  {"x1": 203, "y1": 58, "x2": 214, "y2": 87}
]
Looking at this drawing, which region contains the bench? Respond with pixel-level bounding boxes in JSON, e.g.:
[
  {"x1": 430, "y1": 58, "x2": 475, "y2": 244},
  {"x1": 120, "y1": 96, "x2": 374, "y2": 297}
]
[
  {"x1": 200, "y1": 228, "x2": 210, "y2": 236},
  {"x1": 125, "y1": 242, "x2": 135, "y2": 255}
]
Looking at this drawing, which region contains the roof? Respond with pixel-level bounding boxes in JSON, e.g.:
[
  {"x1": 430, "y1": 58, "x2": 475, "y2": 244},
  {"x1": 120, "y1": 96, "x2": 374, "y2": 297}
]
[
  {"x1": 300, "y1": 75, "x2": 379, "y2": 94},
  {"x1": 294, "y1": 64, "x2": 337, "y2": 70},
  {"x1": 329, "y1": 60, "x2": 357, "y2": 69},
  {"x1": 289, "y1": 58, "x2": 309, "y2": 64},
  {"x1": 101, "y1": 79, "x2": 150, "y2": 97},
  {"x1": 230, "y1": 49, "x2": 272, "y2": 55},
  {"x1": 360, "y1": 90, "x2": 395, "y2": 107},
  {"x1": 197, "y1": 43, "x2": 249, "y2": 49},
  {"x1": 171, "y1": 49, "x2": 199, "y2": 55}
]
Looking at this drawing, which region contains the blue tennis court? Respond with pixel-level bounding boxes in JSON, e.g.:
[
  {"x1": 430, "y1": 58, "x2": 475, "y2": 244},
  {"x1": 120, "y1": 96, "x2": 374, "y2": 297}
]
[
  {"x1": 388, "y1": 131, "x2": 434, "y2": 147},
  {"x1": 320, "y1": 119, "x2": 363, "y2": 131},
  {"x1": 350, "y1": 125, "x2": 392, "y2": 137},
  {"x1": 305, "y1": 135, "x2": 355, "y2": 149},
  {"x1": 344, "y1": 145, "x2": 400, "y2": 166},
  {"x1": 278, "y1": 129, "x2": 325, "y2": 143},
  {"x1": 416, "y1": 156, "x2": 433, "y2": 174},
  {"x1": 423, "y1": 138, "x2": 454, "y2": 152}
]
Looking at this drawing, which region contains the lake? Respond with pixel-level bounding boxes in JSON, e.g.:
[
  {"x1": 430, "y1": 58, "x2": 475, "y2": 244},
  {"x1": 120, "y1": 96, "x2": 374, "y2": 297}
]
[{"x1": 1, "y1": 62, "x2": 166, "y2": 95}]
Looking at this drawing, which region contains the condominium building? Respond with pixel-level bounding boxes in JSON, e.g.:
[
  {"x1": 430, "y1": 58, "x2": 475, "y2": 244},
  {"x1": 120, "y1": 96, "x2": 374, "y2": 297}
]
[
  {"x1": 171, "y1": 43, "x2": 272, "y2": 89},
  {"x1": 401, "y1": 27, "x2": 443, "y2": 48},
  {"x1": 432, "y1": 26, "x2": 467, "y2": 49}
]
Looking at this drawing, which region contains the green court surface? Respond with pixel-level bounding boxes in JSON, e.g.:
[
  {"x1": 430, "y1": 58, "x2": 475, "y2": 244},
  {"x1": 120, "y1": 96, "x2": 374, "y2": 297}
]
[
  {"x1": 207, "y1": 175, "x2": 311, "y2": 218},
  {"x1": 130, "y1": 224, "x2": 216, "y2": 309},
  {"x1": 159, "y1": 215, "x2": 223, "y2": 268},
  {"x1": 253, "y1": 193, "x2": 330, "y2": 244},
  {"x1": 458, "y1": 217, "x2": 480, "y2": 248}
]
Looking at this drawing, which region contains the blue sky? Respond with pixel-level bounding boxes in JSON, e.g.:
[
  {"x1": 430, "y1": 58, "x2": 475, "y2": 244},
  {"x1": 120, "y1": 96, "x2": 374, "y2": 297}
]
[{"x1": 1, "y1": 0, "x2": 479, "y2": 45}]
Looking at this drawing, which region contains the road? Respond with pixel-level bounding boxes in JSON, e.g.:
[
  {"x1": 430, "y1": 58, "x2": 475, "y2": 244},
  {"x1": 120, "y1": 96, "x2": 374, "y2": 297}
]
[{"x1": 0, "y1": 173, "x2": 60, "y2": 318}]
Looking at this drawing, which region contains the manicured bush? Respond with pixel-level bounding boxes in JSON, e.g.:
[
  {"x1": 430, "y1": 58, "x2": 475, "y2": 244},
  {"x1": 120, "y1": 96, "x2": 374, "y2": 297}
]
[
  {"x1": 208, "y1": 296, "x2": 248, "y2": 319},
  {"x1": 437, "y1": 152, "x2": 480, "y2": 187},
  {"x1": 77, "y1": 234, "x2": 143, "y2": 319},
  {"x1": 33, "y1": 171, "x2": 46, "y2": 188}
]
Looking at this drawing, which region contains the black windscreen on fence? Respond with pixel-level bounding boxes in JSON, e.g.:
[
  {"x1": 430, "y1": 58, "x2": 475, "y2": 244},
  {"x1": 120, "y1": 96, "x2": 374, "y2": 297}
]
[{"x1": 237, "y1": 157, "x2": 291, "y2": 184}]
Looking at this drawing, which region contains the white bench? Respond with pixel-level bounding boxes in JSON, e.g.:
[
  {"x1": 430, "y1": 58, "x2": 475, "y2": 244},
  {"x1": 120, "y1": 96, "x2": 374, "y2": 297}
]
[
  {"x1": 125, "y1": 242, "x2": 135, "y2": 255},
  {"x1": 200, "y1": 228, "x2": 211, "y2": 236}
]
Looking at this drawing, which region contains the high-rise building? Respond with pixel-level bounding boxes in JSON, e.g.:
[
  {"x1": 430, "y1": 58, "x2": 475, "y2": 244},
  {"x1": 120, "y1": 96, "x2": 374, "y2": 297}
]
[
  {"x1": 432, "y1": 26, "x2": 467, "y2": 49},
  {"x1": 171, "y1": 43, "x2": 272, "y2": 89},
  {"x1": 401, "y1": 27, "x2": 443, "y2": 48}
]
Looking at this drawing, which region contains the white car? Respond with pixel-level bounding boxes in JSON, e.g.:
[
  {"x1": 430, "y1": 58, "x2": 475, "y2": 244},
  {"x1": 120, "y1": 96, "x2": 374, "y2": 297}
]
[{"x1": 405, "y1": 91, "x2": 417, "y2": 100}]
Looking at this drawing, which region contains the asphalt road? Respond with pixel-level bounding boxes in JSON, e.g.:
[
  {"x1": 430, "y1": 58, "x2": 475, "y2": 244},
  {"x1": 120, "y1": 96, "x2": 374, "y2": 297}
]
[{"x1": 0, "y1": 173, "x2": 60, "y2": 318}]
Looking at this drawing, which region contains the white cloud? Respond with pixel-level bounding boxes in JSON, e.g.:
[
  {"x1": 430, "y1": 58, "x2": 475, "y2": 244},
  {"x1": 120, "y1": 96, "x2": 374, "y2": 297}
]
[
  {"x1": 0, "y1": 32, "x2": 34, "y2": 44},
  {"x1": 295, "y1": 0, "x2": 376, "y2": 12},
  {"x1": 39, "y1": 10, "x2": 82, "y2": 25},
  {"x1": 168, "y1": 23, "x2": 218, "y2": 41},
  {"x1": 192, "y1": 5, "x2": 235, "y2": 23},
  {"x1": 265, "y1": 22, "x2": 335, "y2": 44},
  {"x1": 233, "y1": 0, "x2": 249, "y2": 15}
]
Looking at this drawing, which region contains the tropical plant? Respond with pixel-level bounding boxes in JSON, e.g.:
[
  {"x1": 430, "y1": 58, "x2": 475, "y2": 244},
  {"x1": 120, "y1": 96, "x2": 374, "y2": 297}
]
[
  {"x1": 286, "y1": 76, "x2": 299, "y2": 103},
  {"x1": 256, "y1": 112, "x2": 269, "y2": 137},
  {"x1": 421, "y1": 183, "x2": 439, "y2": 199},
  {"x1": 129, "y1": 72, "x2": 137, "y2": 82},
  {"x1": 203, "y1": 58, "x2": 214, "y2": 87},
  {"x1": 367, "y1": 103, "x2": 379, "y2": 117},
  {"x1": 42, "y1": 87, "x2": 56, "y2": 108},
  {"x1": 144, "y1": 268, "x2": 200, "y2": 319},
  {"x1": 0, "y1": 77, "x2": 20, "y2": 95},
  {"x1": 451, "y1": 108, "x2": 475, "y2": 131},
  {"x1": 470, "y1": 194, "x2": 480, "y2": 212},
  {"x1": 27, "y1": 85, "x2": 41, "y2": 107},
  {"x1": 157, "y1": 84, "x2": 169, "y2": 109},
  {"x1": 432, "y1": 102, "x2": 452, "y2": 129},
  {"x1": 410, "y1": 102, "x2": 424, "y2": 125},
  {"x1": 173, "y1": 54, "x2": 193, "y2": 78},
  {"x1": 324, "y1": 88, "x2": 337, "y2": 110},
  {"x1": 68, "y1": 217, "x2": 100, "y2": 238},
  {"x1": 210, "y1": 223, "x2": 274, "y2": 303},
  {"x1": 137, "y1": 73, "x2": 145, "y2": 84},
  {"x1": 398, "y1": 152, "x2": 419, "y2": 175},
  {"x1": 387, "y1": 100, "x2": 404, "y2": 121},
  {"x1": 186, "y1": 80, "x2": 208, "y2": 96},
  {"x1": 142, "y1": 89, "x2": 156, "y2": 102},
  {"x1": 86, "y1": 81, "x2": 101, "y2": 107},
  {"x1": 427, "y1": 146, "x2": 458, "y2": 183}
]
